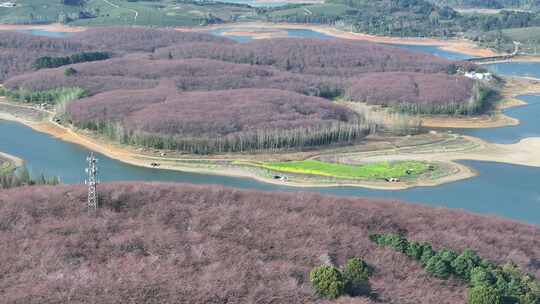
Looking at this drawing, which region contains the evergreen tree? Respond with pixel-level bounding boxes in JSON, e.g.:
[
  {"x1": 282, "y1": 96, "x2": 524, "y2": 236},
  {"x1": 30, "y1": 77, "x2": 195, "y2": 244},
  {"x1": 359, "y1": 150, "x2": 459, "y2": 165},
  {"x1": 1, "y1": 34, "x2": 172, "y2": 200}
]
[
  {"x1": 406, "y1": 241, "x2": 424, "y2": 260},
  {"x1": 64, "y1": 67, "x2": 77, "y2": 76},
  {"x1": 452, "y1": 249, "x2": 481, "y2": 281},
  {"x1": 469, "y1": 285, "x2": 503, "y2": 304},
  {"x1": 343, "y1": 257, "x2": 371, "y2": 296},
  {"x1": 390, "y1": 234, "x2": 409, "y2": 253},
  {"x1": 310, "y1": 265, "x2": 346, "y2": 299},
  {"x1": 425, "y1": 255, "x2": 452, "y2": 279},
  {"x1": 420, "y1": 243, "x2": 435, "y2": 266},
  {"x1": 470, "y1": 267, "x2": 494, "y2": 287},
  {"x1": 17, "y1": 166, "x2": 31, "y2": 185}
]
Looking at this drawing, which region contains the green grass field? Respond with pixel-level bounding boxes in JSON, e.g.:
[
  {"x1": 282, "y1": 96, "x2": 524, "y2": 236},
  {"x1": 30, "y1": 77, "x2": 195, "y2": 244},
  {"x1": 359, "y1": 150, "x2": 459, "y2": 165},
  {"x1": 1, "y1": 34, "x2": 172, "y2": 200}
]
[
  {"x1": 243, "y1": 159, "x2": 431, "y2": 180},
  {"x1": 0, "y1": 0, "x2": 258, "y2": 27},
  {"x1": 267, "y1": 3, "x2": 352, "y2": 20},
  {"x1": 501, "y1": 26, "x2": 540, "y2": 41},
  {"x1": 0, "y1": 0, "x2": 81, "y2": 24},
  {"x1": 479, "y1": 26, "x2": 540, "y2": 54}
]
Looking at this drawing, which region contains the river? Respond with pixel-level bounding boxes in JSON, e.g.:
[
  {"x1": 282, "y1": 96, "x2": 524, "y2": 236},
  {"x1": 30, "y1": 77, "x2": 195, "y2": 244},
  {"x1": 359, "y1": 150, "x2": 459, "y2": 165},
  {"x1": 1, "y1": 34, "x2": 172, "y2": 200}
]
[{"x1": 1, "y1": 27, "x2": 539, "y2": 224}]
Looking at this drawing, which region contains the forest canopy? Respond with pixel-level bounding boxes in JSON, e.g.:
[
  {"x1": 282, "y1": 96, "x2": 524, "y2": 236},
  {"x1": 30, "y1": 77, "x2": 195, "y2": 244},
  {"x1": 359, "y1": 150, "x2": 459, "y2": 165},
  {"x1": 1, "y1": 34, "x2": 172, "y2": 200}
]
[
  {"x1": 0, "y1": 183, "x2": 537, "y2": 303},
  {"x1": 1, "y1": 28, "x2": 484, "y2": 153}
]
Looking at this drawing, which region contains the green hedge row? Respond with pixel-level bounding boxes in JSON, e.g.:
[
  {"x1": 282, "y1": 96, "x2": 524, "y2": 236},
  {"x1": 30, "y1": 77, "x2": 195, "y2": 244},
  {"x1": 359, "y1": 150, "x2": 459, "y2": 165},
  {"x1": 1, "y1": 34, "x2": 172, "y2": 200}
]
[
  {"x1": 0, "y1": 87, "x2": 88, "y2": 105},
  {"x1": 369, "y1": 233, "x2": 539, "y2": 304},
  {"x1": 32, "y1": 52, "x2": 111, "y2": 70}
]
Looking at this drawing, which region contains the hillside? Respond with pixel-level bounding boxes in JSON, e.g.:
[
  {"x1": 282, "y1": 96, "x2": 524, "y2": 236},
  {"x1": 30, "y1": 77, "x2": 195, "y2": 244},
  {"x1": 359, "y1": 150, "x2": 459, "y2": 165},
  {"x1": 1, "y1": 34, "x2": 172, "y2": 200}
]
[
  {"x1": 265, "y1": 0, "x2": 461, "y2": 37},
  {"x1": 345, "y1": 72, "x2": 479, "y2": 114},
  {"x1": 66, "y1": 87, "x2": 367, "y2": 153},
  {"x1": 262, "y1": 0, "x2": 540, "y2": 51},
  {"x1": 1, "y1": 28, "x2": 486, "y2": 153},
  {"x1": 0, "y1": 28, "x2": 230, "y2": 81},
  {"x1": 427, "y1": 0, "x2": 539, "y2": 10},
  {"x1": 3, "y1": 57, "x2": 339, "y2": 96},
  {"x1": 472, "y1": 26, "x2": 540, "y2": 54},
  {"x1": 155, "y1": 38, "x2": 458, "y2": 76},
  {"x1": 0, "y1": 0, "x2": 258, "y2": 26},
  {"x1": 0, "y1": 31, "x2": 91, "y2": 81},
  {"x1": 3, "y1": 0, "x2": 540, "y2": 52},
  {"x1": 0, "y1": 183, "x2": 538, "y2": 303}
]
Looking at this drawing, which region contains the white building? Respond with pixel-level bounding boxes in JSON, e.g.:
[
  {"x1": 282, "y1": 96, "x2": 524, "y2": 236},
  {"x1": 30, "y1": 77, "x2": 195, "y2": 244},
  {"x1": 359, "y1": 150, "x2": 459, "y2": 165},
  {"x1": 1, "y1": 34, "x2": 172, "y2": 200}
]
[{"x1": 464, "y1": 71, "x2": 493, "y2": 81}]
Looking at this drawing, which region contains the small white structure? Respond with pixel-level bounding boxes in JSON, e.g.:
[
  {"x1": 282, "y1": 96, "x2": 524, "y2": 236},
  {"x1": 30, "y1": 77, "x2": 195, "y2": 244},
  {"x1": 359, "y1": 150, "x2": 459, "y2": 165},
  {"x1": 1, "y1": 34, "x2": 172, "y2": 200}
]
[
  {"x1": 0, "y1": 2, "x2": 16, "y2": 8},
  {"x1": 273, "y1": 175, "x2": 288, "y2": 182},
  {"x1": 464, "y1": 71, "x2": 493, "y2": 81}
]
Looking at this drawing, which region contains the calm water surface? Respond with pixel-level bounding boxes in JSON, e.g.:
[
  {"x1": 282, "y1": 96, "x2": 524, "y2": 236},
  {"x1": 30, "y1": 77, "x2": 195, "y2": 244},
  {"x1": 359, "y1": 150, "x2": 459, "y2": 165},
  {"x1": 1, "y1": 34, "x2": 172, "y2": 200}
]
[
  {"x1": 0, "y1": 119, "x2": 539, "y2": 223},
  {"x1": 1, "y1": 28, "x2": 539, "y2": 224},
  {"x1": 486, "y1": 62, "x2": 540, "y2": 79},
  {"x1": 460, "y1": 95, "x2": 540, "y2": 144},
  {"x1": 391, "y1": 44, "x2": 472, "y2": 60},
  {"x1": 208, "y1": 27, "x2": 333, "y2": 43},
  {"x1": 15, "y1": 29, "x2": 72, "y2": 38}
]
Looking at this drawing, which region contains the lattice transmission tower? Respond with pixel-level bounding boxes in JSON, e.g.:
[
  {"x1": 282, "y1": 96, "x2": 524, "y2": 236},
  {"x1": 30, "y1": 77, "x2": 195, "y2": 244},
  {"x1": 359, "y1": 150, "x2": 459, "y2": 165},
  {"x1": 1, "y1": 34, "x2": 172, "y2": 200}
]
[{"x1": 85, "y1": 152, "x2": 99, "y2": 212}]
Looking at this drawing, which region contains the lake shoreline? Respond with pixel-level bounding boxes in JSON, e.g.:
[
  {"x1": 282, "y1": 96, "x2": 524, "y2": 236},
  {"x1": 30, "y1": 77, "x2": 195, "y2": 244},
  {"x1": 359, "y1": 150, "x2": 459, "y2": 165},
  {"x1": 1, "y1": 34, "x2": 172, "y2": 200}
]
[
  {"x1": 183, "y1": 22, "x2": 501, "y2": 57},
  {"x1": 0, "y1": 150, "x2": 24, "y2": 168},
  {"x1": 421, "y1": 77, "x2": 540, "y2": 128},
  {"x1": 5, "y1": 21, "x2": 540, "y2": 62},
  {"x1": 1, "y1": 85, "x2": 539, "y2": 190},
  {"x1": 0, "y1": 23, "x2": 85, "y2": 33},
  {"x1": 0, "y1": 21, "x2": 515, "y2": 59},
  {"x1": 0, "y1": 113, "x2": 479, "y2": 190}
]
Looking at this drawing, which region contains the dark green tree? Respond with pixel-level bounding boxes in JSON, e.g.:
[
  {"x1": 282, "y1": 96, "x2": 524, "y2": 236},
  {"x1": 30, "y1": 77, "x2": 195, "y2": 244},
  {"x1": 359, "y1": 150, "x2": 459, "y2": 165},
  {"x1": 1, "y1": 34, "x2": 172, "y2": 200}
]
[
  {"x1": 64, "y1": 67, "x2": 77, "y2": 76},
  {"x1": 368, "y1": 233, "x2": 383, "y2": 245},
  {"x1": 406, "y1": 241, "x2": 424, "y2": 260},
  {"x1": 309, "y1": 265, "x2": 346, "y2": 299},
  {"x1": 17, "y1": 166, "x2": 31, "y2": 185},
  {"x1": 343, "y1": 257, "x2": 371, "y2": 296},
  {"x1": 470, "y1": 266, "x2": 494, "y2": 287},
  {"x1": 420, "y1": 243, "x2": 435, "y2": 266},
  {"x1": 425, "y1": 255, "x2": 452, "y2": 279},
  {"x1": 390, "y1": 234, "x2": 409, "y2": 253},
  {"x1": 469, "y1": 285, "x2": 503, "y2": 304},
  {"x1": 451, "y1": 249, "x2": 481, "y2": 280}
]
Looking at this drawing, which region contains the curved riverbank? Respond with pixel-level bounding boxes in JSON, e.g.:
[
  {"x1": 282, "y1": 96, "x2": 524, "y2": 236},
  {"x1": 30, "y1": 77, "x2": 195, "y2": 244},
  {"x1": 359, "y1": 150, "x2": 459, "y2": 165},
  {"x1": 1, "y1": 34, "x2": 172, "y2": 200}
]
[
  {"x1": 187, "y1": 22, "x2": 500, "y2": 57},
  {"x1": 0, "y1": 150, "x2": 23, "y2": 169},
  {"x1": 10, "y1": 115, "x2": 475, "y2": 190},
  {"x1": 1, "y1": 76, "x2": 539, "y2": 190},
  {"x1": 0, "y1": 93, "x2": 538, "y2": 190},
  {"x1": 421, "y1": 77, "x2": 540, "y2": 129}
]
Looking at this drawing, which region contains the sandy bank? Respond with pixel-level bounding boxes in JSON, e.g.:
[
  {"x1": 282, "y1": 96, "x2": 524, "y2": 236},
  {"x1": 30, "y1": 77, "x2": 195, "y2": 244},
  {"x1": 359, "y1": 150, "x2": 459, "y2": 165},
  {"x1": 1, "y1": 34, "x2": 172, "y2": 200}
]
[
  {"x1": 0, "y1": 151, "x2": 24, "y2": 168},
  {"x1": 220, "y1": 30, "x2": 289, "y2": 39},
  {"x1": 421, "y1": 112, "x2": 520, "y2": 129},
  {"x1": 352, "y1": 136, "x2": 540, "y2": 169},
  {"x1": 512, "y1": 56, "x2": 540, "y2": 63}
]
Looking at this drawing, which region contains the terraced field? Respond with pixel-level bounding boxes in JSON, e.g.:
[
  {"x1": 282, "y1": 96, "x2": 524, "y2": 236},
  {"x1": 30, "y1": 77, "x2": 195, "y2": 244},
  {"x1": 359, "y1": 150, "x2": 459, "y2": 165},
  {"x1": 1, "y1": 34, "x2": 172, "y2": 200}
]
[{"x1": 0, "y1": 0, "x2": 258, "y2": 26}]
